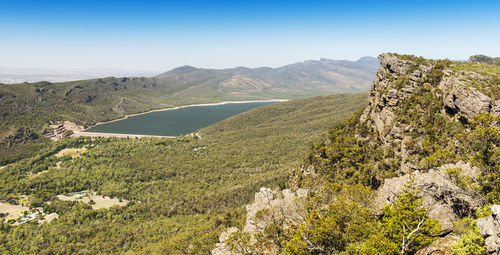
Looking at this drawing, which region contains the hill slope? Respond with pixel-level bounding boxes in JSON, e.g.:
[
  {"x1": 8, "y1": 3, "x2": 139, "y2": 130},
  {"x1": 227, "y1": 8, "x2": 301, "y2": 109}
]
[{"x1": 0, "y1": 93, "x2": 368, "y2": 254}]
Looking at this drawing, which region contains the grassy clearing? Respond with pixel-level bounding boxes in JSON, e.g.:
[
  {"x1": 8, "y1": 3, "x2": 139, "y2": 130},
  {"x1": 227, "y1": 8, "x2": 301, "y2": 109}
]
[
  {"x1": 56, "y1": 194, "x2": 128, "y2": 209},
  {"x1": 0, "y1": 203, "x2": 28, "y2": 220},
  {"x1": 54, "y1": 147, "x2": 87, "y2": 158}
]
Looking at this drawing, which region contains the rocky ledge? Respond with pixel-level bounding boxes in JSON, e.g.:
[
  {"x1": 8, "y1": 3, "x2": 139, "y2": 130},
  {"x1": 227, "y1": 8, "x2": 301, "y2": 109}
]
[{"x1": 212, "y1": 188, "x2": 308, "y2": 255}]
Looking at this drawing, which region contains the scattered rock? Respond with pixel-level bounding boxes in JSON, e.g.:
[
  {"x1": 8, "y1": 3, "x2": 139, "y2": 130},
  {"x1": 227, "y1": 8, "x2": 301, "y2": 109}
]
[{"x1": 476, "y1": 205, "x2": 500, "y2": 254}]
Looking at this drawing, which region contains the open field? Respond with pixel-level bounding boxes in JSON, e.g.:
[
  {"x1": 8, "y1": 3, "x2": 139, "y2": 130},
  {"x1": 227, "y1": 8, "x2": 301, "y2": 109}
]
[
  {"x1": 0, "y1": 203, "x2": 28, "y2": 220},
  {"x1": 56, "y1": 194, "x2": 129, "y2": 209},
  {"x1": 54, "y1": 147, "x2": 88, "y2": 158},
  {"x1": 40, "y1": 213, "x2": 58, "y2": 223}
]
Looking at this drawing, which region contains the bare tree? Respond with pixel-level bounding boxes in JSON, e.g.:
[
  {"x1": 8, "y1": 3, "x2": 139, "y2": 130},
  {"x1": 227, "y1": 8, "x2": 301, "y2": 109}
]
[{"x1": 401, "y1": 211, "x2": 428, "y2": 255}]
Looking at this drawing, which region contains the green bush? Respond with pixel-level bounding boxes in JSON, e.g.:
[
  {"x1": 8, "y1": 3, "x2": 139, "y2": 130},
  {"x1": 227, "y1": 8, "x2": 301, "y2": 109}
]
[
  {"x1": 451, "y1": 221, "x2": 488, "y2": 255},
  {"x1": 380, "y1": 185, "x2": 441, "y2": 254}
]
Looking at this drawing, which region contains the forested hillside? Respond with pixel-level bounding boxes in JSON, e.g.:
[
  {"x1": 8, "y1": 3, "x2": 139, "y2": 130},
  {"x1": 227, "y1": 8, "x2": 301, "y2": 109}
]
[
  {"x1": 0, "y1": 94, "x2": 367, "y2": 254},
  {"x1": 214, "y1": 53, "x2": 500, "y2": 255}
]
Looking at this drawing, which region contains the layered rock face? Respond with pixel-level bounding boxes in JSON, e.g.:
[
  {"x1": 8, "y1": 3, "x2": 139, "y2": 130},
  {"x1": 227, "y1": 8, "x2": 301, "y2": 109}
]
[
  {"x1": 441, "y1": 83, "x2": 496, "y2": 121},
  {"x1": 360, "y1": 54, "x2": 430, "y2": 149},
  {"x1": 361, "y1": 53, "x2": 498, "y2": 173}
]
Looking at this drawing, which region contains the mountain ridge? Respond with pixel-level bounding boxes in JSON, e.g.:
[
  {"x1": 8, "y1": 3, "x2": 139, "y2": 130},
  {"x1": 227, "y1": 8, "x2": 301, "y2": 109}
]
[
  {"x1": 156, "y1": 56, "x2": 379, "y2": 100},
  {"x1": 157, "y1": 56, "x2": 378, "y2": 76}
]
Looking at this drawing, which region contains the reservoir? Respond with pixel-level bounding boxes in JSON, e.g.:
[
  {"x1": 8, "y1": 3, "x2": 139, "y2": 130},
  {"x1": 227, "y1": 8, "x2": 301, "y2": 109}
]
[{"x1": 84, "y1": 101, "x2": 279, "y2": 136}]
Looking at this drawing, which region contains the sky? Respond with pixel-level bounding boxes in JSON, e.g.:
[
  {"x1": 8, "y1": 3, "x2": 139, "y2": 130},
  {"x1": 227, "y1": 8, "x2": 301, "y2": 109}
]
[{"x1": 0, "y1": 0, "x2": 499, "y2": 72}]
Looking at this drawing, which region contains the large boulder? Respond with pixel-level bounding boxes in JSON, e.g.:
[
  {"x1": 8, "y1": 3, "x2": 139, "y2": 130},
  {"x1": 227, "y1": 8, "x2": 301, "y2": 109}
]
[
  {"x1": 374, "y1": 163, "x2": 484, "y2": 234},
  {"x1": 415, "y1": 235, "x2": 459, "y2": 255},
  {"x1": 442, "y1": 84, "x2": 494, "y2": 121}
]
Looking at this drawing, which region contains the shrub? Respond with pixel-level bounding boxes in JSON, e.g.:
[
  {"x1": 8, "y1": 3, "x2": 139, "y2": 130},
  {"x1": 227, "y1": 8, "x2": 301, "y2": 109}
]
[
  {"x1": 381, "y1": 186, "x2": 441, "y2": 254},
  {"x1": 451, "y1": 221, "x2": 488, "y2": 255}
]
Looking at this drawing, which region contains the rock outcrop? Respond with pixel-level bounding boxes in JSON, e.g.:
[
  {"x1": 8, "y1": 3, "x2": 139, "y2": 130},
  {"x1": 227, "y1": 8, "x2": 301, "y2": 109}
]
[
  {"x1": 212, "y1": 227, "x2": 239, "y2": 255},
  {"x1": 360, "y1": 54, "x2": 430, "y2": 146},
  {"x1": 374, "y1": 162, "x2": 484, "y2": 234},
  {"x1": 212, "y1": 188, "x2": 308, "y2": 255},
  {"x1": 476, "y1": 205, "x2": 500, "y2": 254},
  {"x1": 213, "y1": 53, "x2": 498, "y2": 254},
  {"x1": 468, "y1": 55, "x2": 500, "y2": 66},
  {"x1": 415, "y1": 235, "x2": 459, "y2": 255},
  {"x1": 360, "y1": 53, "x2": 498, "y2": 173},
  {"x1": 42, "y1": 121, "x2": 84, "y2": 141},
  {"x1": 440, "y1": 77, "x2": 494, "y2": 122},
  {"x1": 1, "y1": 126, "x2": 39, "y2": 146}
]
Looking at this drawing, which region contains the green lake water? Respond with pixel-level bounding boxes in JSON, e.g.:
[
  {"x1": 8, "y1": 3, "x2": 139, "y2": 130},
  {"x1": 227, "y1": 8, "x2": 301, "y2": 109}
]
[{"x1": 85, "y1": 101, "x2": 278, "y2": 136}]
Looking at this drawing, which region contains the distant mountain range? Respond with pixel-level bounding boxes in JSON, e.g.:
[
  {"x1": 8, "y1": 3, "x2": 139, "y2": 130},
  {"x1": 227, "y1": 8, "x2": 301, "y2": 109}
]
[
  {"x1": 0, "y1": 67, "x2": 160, "y2": 84},
  {"x1": 156, "y1": 57, "x2": 379, "y2": 97},
  {"x1": 0, "y1": 57, "x2": 378, "y2": 140},
  {"x1": 0, "y1": 57, "x2": 379, "y2": 93}
]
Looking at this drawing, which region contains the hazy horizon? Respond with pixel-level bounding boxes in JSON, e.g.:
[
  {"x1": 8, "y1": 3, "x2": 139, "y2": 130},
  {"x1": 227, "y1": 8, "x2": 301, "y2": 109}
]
[
  {"x1": 0, "y1": 55, "x2": 377, "y2": 84},
  {"x1": 1, "y1": 0, "x2": 499, "y2": 71}
]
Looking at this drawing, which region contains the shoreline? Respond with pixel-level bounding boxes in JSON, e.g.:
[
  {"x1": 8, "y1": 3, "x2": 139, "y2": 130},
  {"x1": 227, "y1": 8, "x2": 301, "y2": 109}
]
[{"x1": 73, "y1": 99, "x2": 288, "y2": 138}]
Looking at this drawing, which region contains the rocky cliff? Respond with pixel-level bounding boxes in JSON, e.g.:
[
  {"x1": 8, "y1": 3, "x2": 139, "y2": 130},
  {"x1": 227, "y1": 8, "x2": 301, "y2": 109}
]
[
  {"x1": 361, "y1": 53, "x2": 498, "y2": 173},
  {"x1": 213, "y1": 53, "x2": 499, "y2": 254},
  {"x1": 363, "y1": 53, "x2": 499, "y2": 254}
]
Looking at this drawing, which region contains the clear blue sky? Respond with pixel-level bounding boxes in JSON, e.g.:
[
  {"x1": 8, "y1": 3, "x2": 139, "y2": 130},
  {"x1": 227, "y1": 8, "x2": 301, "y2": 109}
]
[{"x1": 1, "y1": 0, "x2": 499, "y2": 71}]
